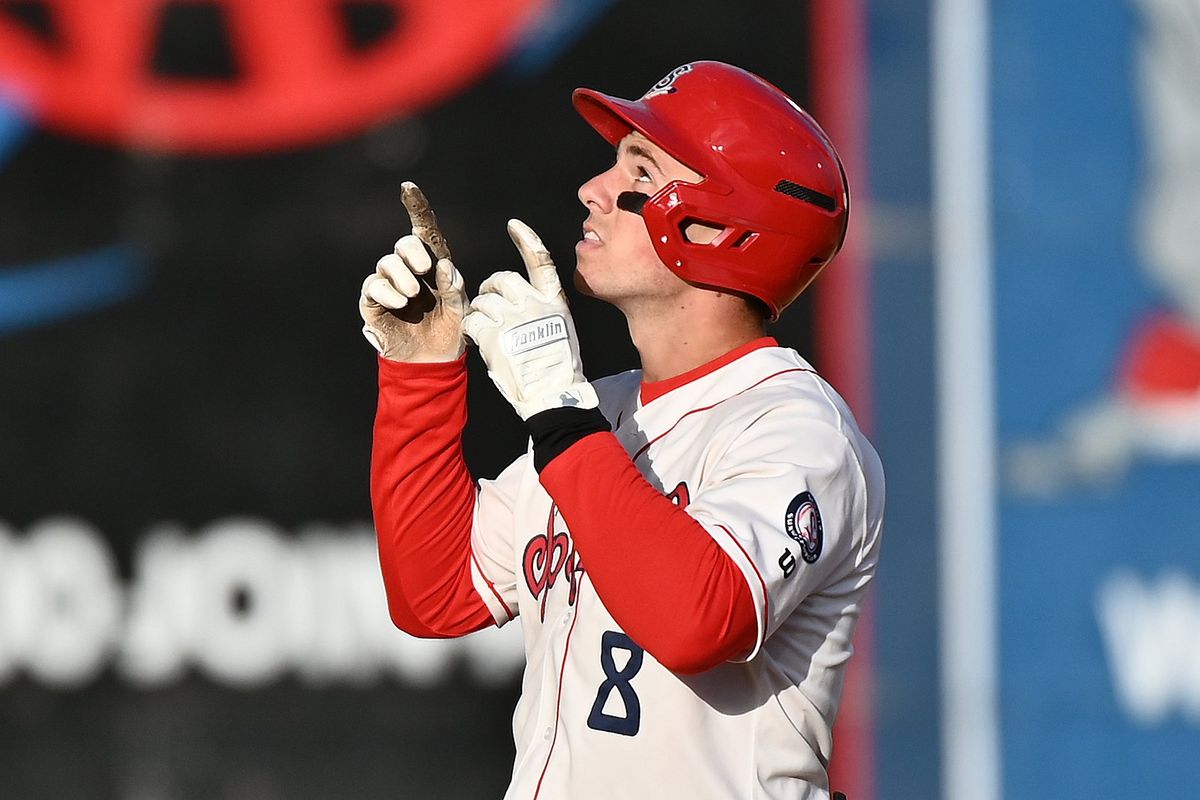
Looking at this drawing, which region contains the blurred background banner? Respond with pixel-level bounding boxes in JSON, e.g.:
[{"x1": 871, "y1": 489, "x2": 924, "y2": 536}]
[
  {"x1": 984, "y1": 0, "x2": 1200, "y2": 797},
  {"x1": 0, "y1": 2, "x2": 867, "y2": 798}
]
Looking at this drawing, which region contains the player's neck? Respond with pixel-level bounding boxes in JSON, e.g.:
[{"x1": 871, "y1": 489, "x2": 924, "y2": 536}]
[{"x1": 624, "y1": 297, "x2": 767, "y2": 383}]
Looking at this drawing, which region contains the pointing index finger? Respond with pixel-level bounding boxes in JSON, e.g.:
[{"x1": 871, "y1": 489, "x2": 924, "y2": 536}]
[
  {"x1": 401, "y1": 181, "x2": 452, "y2": 261},
  {"x1": 507, "y1": 218, "x2": 560, "y2": 297}
]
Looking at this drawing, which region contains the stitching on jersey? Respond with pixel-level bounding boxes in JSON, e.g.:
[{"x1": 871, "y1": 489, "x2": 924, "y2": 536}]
[
  {"x1": 849, "y1": 444, "x2": 875, "y2": 568},
  {"x1": 533, "y1": 581, "x2": 586, "y2": 800},
  {"x1": 807, "y1": 378, "x2": 877, "y2": 568},
  {"x1": 810, "y1": 373, "x2": 850, "y2": 438},
  {"x1": 630, "y1": 368, "x2": 813, "y2": 463},
  {"x1": 471, "y1": 550, "x2": 515, "y2": 622},
  {"x1": 715, "y1": 523, "x2": 771, "y2": 652}
]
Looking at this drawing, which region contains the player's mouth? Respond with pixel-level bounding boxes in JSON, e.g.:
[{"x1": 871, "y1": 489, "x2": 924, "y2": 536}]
[{"x1": 577, "y1": 224, "x2": 602, "y2": 252}]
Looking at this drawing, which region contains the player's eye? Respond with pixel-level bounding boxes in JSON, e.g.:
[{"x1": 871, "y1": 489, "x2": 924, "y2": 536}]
[{"x1": 635, "y1": 166, "x2": 653, "y2": 183}]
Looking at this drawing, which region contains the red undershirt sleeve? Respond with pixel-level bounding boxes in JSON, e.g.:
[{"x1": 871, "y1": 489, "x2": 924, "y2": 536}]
[
  {"x1": 371, "y1": 354, "x2": 494, "y2": 638},
  {"x1": 538, "y1": 431, "x2": 757, "y2": 674}
]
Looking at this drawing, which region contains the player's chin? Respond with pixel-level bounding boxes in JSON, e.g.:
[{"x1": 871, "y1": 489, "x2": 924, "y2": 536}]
[{"x1": 573, "y1": 266, "x2": 598, "y2": 298}]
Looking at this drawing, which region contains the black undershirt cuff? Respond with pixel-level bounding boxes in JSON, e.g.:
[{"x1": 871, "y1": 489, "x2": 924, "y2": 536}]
[{"x1": 527, "y1": 406, "x2": 611, "y2": 473}]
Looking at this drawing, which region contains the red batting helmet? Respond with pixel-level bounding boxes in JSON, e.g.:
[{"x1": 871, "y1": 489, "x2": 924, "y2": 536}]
[{"x1": 573, "y1": 61, "x2": 849, "y2": 319}]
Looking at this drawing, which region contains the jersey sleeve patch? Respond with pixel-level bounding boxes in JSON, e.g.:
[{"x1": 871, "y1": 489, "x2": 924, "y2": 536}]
[{"x1": 784, "y1": 491, "x2": 823, "y2": 564}]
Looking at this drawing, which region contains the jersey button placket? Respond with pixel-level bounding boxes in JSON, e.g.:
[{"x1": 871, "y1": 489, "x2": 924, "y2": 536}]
[{"x1": 536, "y1": 620, "x2": 564, "y2": 756}]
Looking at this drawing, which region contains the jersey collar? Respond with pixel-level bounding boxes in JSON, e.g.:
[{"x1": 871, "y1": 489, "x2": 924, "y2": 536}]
[{"x1": 639, "y1": 337, "x2": 778, "y2": 406}]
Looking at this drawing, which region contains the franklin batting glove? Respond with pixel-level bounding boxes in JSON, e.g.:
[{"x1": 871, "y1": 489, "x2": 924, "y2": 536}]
[{"x1": 462, "y1": 219, "x2": 599, "y2": 421}]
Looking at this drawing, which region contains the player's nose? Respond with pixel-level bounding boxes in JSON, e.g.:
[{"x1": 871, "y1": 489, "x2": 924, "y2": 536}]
[{"x1": 577, "y1": 167, "x2": 615, "y2": 214}]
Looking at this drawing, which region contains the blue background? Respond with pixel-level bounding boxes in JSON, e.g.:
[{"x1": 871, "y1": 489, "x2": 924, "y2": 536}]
[{"x1": 992, "y1": 1, "x2": 1200, "y2": 797}]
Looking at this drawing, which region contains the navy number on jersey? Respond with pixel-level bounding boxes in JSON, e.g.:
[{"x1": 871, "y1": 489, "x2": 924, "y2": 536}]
[
  {"x1": 779, "y1": 548, "x2": 797, "y2": 577},
  {"x1": 587, "y1": 630, "x2": 644, "y2": 736}
]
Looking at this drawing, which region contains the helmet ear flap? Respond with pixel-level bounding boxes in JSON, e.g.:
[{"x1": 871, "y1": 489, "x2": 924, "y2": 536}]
[
  {"x1": 639, "y1": 179, "x2": 719, "y2": 270},
  {"x1": 640, "y1": 185, "x2": 768, "y2": 289},
  {"x1": 638, "y1": 176, "x2": 840, "y2": 320}
]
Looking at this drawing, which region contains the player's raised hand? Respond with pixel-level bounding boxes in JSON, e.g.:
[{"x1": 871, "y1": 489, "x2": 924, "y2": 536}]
[
  {"x1": 359, "y1": 182, "x2": 468, "y2": 362},
  {"x1": 461, "y1": 219, "x2": 598, "y2": 420}
]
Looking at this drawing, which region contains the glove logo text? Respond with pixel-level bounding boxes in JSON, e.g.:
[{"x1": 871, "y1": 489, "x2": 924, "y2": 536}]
[{"x1": 502, "y1": 314, "x2": 567, "y2": 356}]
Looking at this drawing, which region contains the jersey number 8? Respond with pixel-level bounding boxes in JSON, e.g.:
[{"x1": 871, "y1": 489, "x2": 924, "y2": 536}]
[{"x1": 586, "y1": 631, "x2": 644, "y2": 736}]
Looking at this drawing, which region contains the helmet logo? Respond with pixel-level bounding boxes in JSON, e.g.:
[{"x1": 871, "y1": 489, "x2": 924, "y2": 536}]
[{"x1": 642, "y1": 64, "x2": 693, "y2": 99}]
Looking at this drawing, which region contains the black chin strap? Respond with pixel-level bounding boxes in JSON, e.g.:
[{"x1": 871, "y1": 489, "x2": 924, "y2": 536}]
[{"x1": 616, "y1": 191, "x2": 650, "y2": 215}]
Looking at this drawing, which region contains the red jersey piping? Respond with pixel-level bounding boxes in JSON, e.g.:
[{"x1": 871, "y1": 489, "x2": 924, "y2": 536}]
[
  {"x1": 639, "y1": 337, "x2": 778, "y2": 405},
  {"x1": 716, "y1": 523, "x2": 772, "y2": 651},
  {"x1": 632, "y1": 367, "x2": 813, "y2": 462},
  {"x1": 471, "y1": 550, "x2": 515, "y2": 623}
]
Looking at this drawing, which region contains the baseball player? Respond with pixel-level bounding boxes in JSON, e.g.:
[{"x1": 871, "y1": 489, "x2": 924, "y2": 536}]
[{"x1": 360, "y1": 61, "x2": 884, "y2": 800}]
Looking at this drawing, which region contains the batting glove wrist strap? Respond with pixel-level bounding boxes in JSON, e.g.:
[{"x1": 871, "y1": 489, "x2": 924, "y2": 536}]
[{"x1": 527, "y1": 406, "x2": 612, "y2": 473}]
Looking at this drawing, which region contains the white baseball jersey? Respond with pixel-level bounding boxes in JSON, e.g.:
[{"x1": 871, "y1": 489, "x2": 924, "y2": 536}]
[{"x1": 468, "y1": 344, "x2": 885, "y2": 800}]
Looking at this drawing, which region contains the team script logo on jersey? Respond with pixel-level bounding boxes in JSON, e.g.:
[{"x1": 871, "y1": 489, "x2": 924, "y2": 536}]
[
  {"x1": 785, "y1": 491, "x2": 823, "y2": 564},
  {"x1": 522, "y1": 504, "x2": 584, "y2": 622},
  {"x1": 667, "y1": 481, "x2": 690, "y2": 508}
]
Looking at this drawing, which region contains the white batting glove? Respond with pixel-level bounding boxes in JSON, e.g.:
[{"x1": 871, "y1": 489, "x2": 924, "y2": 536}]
[
  {"x1": 359, "y1": 182, "x2": 468, "y2": 363},
  {"x1": 462, "y1": 219, "x2": 599, "y2": 421}
]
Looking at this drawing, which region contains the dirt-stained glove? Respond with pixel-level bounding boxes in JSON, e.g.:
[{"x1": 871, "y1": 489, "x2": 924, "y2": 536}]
[
  {"x1": 359, "y1": 182, "x2": 468, "y2": 362},
  {"x1": 461, "y1": 219, "x2": 599, "y2": 421}
]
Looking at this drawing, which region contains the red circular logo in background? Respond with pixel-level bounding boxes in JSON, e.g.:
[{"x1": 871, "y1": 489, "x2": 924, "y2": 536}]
[{"x1": 0, "y1": 0, "x2": 544, "y2": 153}]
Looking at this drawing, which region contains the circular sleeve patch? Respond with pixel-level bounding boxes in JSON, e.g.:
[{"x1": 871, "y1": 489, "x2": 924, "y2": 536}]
[{"x1": 784, "y1": 491, "x2": 823, "y2": 563}]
